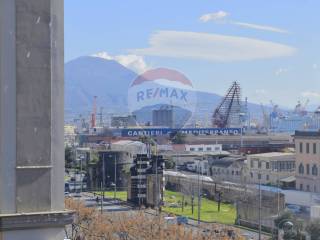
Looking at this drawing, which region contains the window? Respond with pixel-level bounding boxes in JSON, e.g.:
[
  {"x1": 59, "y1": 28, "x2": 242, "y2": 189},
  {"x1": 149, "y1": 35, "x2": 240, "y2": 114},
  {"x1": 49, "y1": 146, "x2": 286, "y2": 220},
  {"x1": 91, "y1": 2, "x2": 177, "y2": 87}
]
[
  {"x1": 300, "y1": 184, "x2": 303, "y2": 190},
  {"x1": 198, "y1": 148, "x2": 203, "y2": 151},
  {"x1": 266, "y1": 162, "x2": 270, "y2": 169},
  {"x1": 306, "y1": 143, "x2": 310, "y2": 154},
  {"x1": 258, "y1": 161, "x2": 261, "y2": 168},
  {"x1": 250, "y1": 160, "x2": 254, "y2": 168},
  {"x1": 313, "y1": 143, "x2": 317, "y2": 154},
  {"x1": 206, "y1": 147, "x2": 212, "y2": 151},
  {"x1": 307, "y1": 185, "x2": 310, "y2": 191},
  {"x1": 250, "y1": 172, "x2": 253, "y2": 178},
  {"x1": 190, "y1": 148, "x2": 195, "y2": 151},
  {"x1": 312, "y1": 164, "x2": 318, "y2": 176},
  {"x1": 307, "y1": 164, "x2": 310, "y2": 175},
  {"x1": 258, "y1": 173, "x2": 261, "y2": 180},
  {"x1": 300, "y1": 142, "x2": 303, "y2": 153},
  {"x1": 314, "y1": 185, "x2": 317, "y2": 192},
  {"x1": 266, "y1": 175, "x2": 269, "y2": 181},
  {"x1": 299, "y1": 163, "x2": 304, "y2": 174}
]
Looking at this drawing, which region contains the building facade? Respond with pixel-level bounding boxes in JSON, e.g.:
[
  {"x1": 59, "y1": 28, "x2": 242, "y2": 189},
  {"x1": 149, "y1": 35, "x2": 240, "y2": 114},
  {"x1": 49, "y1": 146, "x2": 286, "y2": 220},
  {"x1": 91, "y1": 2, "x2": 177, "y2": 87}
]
[
  {"x1": 210, "y1": 156, "x2": 248, "y2": 183},
  {"x1": 152, "y1": 107, "x2": 173, "y2": 128},
  {"x1": 128, "y1": 154, "x2": 164, "y2": 207},
  {"x1": 247, "y1": 152, "x2": 295, "y2": 185},
  {"x1": 185, "y1": 144, "x2": 222, "y2": 152},
  {"x1": 294, "y1": 131, "x2": 320, "y2": 192}
]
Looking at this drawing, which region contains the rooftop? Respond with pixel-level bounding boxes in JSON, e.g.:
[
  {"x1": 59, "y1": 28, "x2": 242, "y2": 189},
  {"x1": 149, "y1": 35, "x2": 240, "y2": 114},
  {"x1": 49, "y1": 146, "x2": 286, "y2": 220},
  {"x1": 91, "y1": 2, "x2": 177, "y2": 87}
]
[
  {"x1": 294, "y1": 130, "x2": 320, "y2": 137},
  {"x1": 247, "y1": 152, "x2": 295, "y2": 158}
]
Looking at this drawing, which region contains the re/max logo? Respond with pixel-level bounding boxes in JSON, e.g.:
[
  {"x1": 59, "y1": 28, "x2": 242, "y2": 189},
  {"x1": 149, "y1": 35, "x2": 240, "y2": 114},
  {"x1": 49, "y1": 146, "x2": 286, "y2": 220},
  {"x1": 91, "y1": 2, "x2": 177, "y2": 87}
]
[{"x1": 136, "y1": 87, "x2": 188, "y2": 102}]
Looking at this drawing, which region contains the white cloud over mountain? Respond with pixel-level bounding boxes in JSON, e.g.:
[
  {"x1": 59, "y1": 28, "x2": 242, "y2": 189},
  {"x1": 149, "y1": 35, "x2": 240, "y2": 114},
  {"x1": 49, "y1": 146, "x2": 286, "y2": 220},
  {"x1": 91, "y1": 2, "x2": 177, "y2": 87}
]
[
  {"x1": 91, "y1": 51, "x2": 149, "y2": 74},
  {"x1": 301, "y1": 91, "x2": 320, "y2": 99},
  {"x1": 132, "y1": 30, "x2": 296, "y2": 62}
]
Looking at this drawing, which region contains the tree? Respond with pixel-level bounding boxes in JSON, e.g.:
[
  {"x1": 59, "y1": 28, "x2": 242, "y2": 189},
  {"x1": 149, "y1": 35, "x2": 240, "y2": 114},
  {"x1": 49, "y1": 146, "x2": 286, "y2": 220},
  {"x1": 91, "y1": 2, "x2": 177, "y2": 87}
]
[
  {"x1": 165, "y1": 158, "x2": 176, "y2": 169},
  {"x1": 65, "y1": 198, "x2": 244, "y2": 240},
  {"x1": 171, "y1": 132, "x2": 187, "y2": 144},
  {"x1": 306, "y1": 219, "x2": 320, "y2": 240},
  {"x1": 274, "y1": 211, "x2": 294, "y2": 229},
  {"x1": 274, "y1": 212, "x2": 306, "y2": 240}
]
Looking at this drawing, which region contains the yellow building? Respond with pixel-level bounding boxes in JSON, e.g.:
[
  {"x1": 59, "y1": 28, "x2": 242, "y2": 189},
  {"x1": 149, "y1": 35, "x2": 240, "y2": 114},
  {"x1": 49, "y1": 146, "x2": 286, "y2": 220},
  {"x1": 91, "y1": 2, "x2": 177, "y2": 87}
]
[
  {"x1": 294, "y1": 131, "x2": 320, "y2": 192},
  {"x1": 247, "y1": 152, "x2": 295, "y2": 185}
]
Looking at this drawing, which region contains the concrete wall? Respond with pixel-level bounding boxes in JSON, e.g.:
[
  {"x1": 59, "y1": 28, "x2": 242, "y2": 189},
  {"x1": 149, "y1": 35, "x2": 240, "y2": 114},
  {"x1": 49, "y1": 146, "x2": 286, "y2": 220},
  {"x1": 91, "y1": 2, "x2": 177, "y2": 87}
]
[
  {"x1": 0, "y1": 0, "x2": 17, "y2": 214},
  {"x1": 0, "y1": 1, "x2": 72, "y2": 239},
  {"x1": 0, "y1": 0, "x2": 64, "y2": 214},
  {"x1": 2, "y1": 228, "x2": 65, "y2": 240}
]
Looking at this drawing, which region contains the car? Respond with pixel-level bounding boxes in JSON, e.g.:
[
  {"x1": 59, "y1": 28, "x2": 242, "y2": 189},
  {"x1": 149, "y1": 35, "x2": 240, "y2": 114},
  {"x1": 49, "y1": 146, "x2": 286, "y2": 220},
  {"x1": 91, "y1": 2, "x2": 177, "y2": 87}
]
[
  {"x1": 241, "y1": 233, "x2": 255, "y2": 240},
  {"x1": 176, "y1": 216, "x2": 188, "y2": 225},
  {"x1": 164, "y1": 216, "x2": 176, "y2": 224},
  {"x1": 73, "y1": 192, "x2": 82, "y2": 198},
  {"x1": 286, "y1": 204, "x2": 301, "y2": 214}
]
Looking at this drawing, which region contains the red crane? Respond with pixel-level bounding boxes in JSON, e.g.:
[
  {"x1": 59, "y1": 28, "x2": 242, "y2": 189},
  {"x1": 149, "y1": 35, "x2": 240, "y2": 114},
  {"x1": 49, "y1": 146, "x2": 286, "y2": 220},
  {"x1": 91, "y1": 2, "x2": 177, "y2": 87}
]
[{"x1": 91, "y1": 96, "x2": 97, "y2": 128}]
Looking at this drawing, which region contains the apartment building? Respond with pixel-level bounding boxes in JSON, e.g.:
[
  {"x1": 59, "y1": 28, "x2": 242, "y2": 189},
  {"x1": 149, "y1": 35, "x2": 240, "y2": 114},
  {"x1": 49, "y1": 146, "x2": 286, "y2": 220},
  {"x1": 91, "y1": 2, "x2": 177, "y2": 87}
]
[
  {"x1": 247, "y1": 152, "x2": 295, "y2": 185},
  {"x1": 295, "y1": 131, "x2": 320, "y2": 192}
]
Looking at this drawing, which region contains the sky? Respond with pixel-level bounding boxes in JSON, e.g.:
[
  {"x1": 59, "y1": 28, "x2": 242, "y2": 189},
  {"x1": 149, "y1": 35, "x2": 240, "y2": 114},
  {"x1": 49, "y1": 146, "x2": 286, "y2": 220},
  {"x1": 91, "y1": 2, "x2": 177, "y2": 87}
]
[{"x1": 65, "y1": 0, "x2": 320, "y2": 109}]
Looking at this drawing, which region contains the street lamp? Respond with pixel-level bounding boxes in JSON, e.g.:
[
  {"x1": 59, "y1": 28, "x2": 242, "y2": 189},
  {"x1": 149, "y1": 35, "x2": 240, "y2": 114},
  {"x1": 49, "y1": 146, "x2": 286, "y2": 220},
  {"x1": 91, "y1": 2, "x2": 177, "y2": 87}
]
[
  {"x1": 258, "y1": 171, "x2": 262, "y2": 240},
  {"x1": 114, "y1": 154, "x2": 117, "y2": 200},
  {"x1": 197, "y1": 155, "x2": 205, "y2": 225}
]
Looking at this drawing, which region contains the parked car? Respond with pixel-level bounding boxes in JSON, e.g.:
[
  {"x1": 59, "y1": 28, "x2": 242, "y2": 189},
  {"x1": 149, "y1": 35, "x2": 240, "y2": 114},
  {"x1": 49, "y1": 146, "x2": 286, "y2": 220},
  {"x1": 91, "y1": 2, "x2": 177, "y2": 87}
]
[
  {"x1": 164, "y1": 216, "x2": 176, "y2": 224},
  {"x1": 176, "y1": 216, "x2": 188, "y2": 225},
  {"x1": 286, "y1": 204, "x2": 301, "y2": 214}
]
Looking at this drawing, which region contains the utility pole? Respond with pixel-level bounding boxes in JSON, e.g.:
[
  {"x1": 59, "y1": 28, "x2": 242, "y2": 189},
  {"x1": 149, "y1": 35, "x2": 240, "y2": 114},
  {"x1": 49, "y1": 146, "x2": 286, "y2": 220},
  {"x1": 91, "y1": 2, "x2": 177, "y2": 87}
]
[
  {"x1": 102, "y1": 153, "x2": 105, "y2": 196},
  {"x1": 259, "y1": 176, "x2": 262, "y2": 240},
  {"x1": 240, "y1": 127, "x2": 243, "y2": 154},
  {"x1": 100, "y1": 182, "x2": 103, "y2": 214},
  {"x1": 80, "y1": 154, "x2": 83, "y2": 193},
  {"x1": 114, "y1": 154, "x2": 117, "y2": 200},
  {"x1": 277, "y1": 169, "x2": 280, "y2": 218},
  {"x1": 197, "y1": 160, "x2": 201, "y2": 225}
]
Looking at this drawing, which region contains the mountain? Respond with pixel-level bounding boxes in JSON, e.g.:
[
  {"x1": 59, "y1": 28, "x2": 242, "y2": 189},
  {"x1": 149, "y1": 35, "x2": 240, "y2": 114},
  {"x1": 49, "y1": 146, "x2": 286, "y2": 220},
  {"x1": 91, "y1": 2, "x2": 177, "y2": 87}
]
[
  {"x1": 65, "y1": 56, "x2": 136, "y2": 117},
  {"x1": 65, "y1": 56, "x2": 264, "y2": 123}
]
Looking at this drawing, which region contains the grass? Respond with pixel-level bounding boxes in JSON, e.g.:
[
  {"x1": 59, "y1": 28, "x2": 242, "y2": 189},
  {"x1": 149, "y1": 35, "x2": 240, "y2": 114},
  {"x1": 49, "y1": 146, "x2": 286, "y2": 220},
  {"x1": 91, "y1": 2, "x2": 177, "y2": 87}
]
[
  {"x1": 93, "y1": 189, "x2": 236, "y2": 224},
  {"x1": 94, "y1": 191, "x2": 127, "y2": 201},
  {"x1": 163, "y1": 190, "x2": 236, "y2": 224}
]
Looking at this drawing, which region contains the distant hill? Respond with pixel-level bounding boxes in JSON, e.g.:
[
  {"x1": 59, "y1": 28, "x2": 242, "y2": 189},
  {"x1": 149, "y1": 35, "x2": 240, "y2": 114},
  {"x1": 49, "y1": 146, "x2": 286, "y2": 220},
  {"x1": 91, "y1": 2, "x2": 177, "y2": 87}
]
[
  {"x1": 65, "y1": 56, "x2": 135, "y2": 117},
  {"x1": 65, "y1": 56, "x2": 264, "y2": 123}
]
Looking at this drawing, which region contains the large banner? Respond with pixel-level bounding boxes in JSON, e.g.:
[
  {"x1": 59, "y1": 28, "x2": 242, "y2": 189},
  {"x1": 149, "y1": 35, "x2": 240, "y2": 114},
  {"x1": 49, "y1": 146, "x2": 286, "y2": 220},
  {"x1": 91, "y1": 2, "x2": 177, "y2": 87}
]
[{"x1": 121, "y1": 128, "x2": 243, "y2": 137}]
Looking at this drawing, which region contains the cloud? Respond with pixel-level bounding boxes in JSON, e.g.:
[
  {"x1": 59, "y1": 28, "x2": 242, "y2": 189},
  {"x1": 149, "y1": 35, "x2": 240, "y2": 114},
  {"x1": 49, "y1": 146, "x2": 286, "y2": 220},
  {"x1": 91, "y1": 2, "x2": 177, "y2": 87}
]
[
  {"x1": 199, "y1": 11, "x2": 229, "y2": 22},
  {"x1": 131, "y1": 31, "x2": 296, "y2": 62},
  {"x1": 91, "y1": 51, "x2": 149, "y2": 73},
  {"x1": 301, "y1": 91, "x2": 320, "y2": 99},
  {"x1": 232, "y1": 22, "x2": 288, "y2": 34},
  {"x1": 255, "y1": 89, "x2": 267, "y2": 95},
  {"x1": 200, "y1": 11, "x2": 288, "y2": 34},
  {"x1": 275, "y1": 67, "x2": 289, "y2": 76}
]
